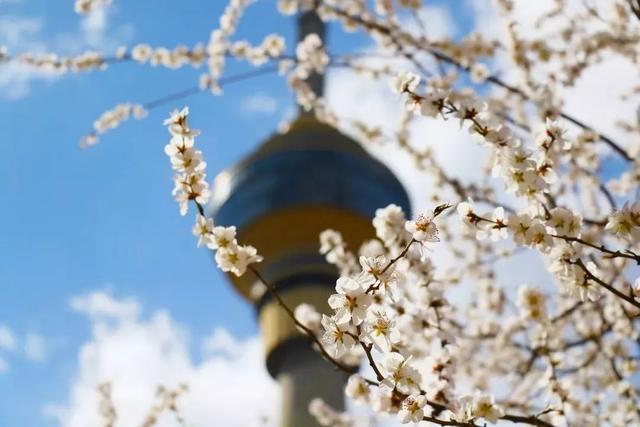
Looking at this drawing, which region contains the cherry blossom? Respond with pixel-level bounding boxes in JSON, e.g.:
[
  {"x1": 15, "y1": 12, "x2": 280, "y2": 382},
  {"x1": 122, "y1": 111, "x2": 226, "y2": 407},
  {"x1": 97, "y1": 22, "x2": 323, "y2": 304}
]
[
  {"x1": 320, "y1": 314, "x2": 356, "y2": 358},
  {"x1": 398, "y1": 395, "x2": 427, "y2": 424},
  {"x1": 16, "y1": 1, "x2": 640, "y2": 425},
  {"x1": 328, "y1": 276, "x2": 372, "y2": 325},
  {"x1": 405, "y1": 214, "x2": 440, "y2": 243},
  {"x1": 344, "y1": 374, "x2": 369, "y2": 404}
]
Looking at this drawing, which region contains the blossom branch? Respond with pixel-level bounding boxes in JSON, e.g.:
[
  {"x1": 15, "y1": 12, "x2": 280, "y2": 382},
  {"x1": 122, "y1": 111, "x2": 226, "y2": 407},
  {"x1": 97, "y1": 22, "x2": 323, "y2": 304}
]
[
  {"x1": 569, "y1": 258, "x2": 640, "y2": 309},
  {"x1": 323, "y1": 2, "x2": 632, "y2": 162},
  {"x1": 248, "y1": 265, "x2": 357, "y2": 375},
  {"x1": 554, "y1": 234, "x2": 640, "y2": 264}
]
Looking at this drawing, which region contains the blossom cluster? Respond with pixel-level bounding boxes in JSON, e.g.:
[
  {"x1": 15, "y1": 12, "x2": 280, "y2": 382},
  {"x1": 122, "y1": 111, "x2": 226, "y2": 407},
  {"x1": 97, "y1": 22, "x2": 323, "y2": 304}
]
[
  {"x1": 206, "y1": 0, "x2": 252, "y2": 82},
  {"x1": 80, "y1": 103, "x2": 147, "y2": 148},
  {"x1": 129, "y1": 44, "x2": 208, "y2": 69},
  {"x1": 96, "y1": 382, "x2": 189, "y2": 427},
  {"x1": 606, "y1": 201, "x2": 640, "y2": 241},
  {"x1": 296, "y1": 204, "x2": 508, "y2": 425},
  {"x1": 295, "y1": 33, "x2": 330, "y2": 80},
  {"x1": 392, "y1": 72, "x2": 569, "y2": 201},
  {"x1": 163, "y1": 107, "x2": 210, "y2": 216},
  {"x1": 284, "y1": 34, "x2": 331, "y2": 113},
  {"x1": 23, "y1": 0, "x2": 640, "y2": 425},
  {"x1": 7, "y1": 51, "x2": 106, "y2": 74},
  {"x1": 126, "y1": 34, "x2": 285, "y2": 73},
  {"x1": 163, "y1": 108, "x2": 262, "y2": 277}
]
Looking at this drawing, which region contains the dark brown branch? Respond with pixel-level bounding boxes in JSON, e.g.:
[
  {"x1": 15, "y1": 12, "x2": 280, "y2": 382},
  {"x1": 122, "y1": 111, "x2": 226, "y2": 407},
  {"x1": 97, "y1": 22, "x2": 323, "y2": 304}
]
[
  {"x1": 570, "y1": 258, "x2": 640, "y2": 309},
  {"x1": 629, "y1": 0, "x2": 640, "y2": 22},
  {"x1": 145, "y1": 65, "x2": 281, "y2": 110},
  {"x1": 248, "y1": 265, "x2": 357, "y2": 374},
  {"x1": 501, "y1": 414, "x2": 556, "y2": 427},
  {"x1": 554, "y1": 235, "x2": 640, "y2": 264},
  {"x1": 324, "y1": 3, "x2": 632, "y2": 162}
]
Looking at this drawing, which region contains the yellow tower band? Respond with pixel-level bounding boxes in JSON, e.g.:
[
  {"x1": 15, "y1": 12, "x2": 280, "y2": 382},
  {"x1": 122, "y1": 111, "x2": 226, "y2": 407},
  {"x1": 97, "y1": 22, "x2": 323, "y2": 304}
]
[
  {"x1": 223, "y1": 204, "x2": 373, "y2": 357},
  {"x1": 258, "y1": 286, "x2": 334, "y2": 357},
  {"x1": 226, "y1": 205, "x2": 375, "y2": 300}
]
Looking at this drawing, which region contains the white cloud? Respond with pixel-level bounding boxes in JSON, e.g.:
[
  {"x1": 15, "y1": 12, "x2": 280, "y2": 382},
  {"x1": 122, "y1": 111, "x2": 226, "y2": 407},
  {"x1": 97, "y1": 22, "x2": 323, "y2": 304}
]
[
  {"x1": 0, "y1": 325, "x2": 17, "y2": 352},
  {"x1": 326, "y1": 4, "x2": 487, "y2": 214},
  {"x1": 0, "y1": 16, "x2": 53, "y2": 99},
  {"x1": 73, "y1": 4, "x2": 134, "y2": 52},
  {"x1": 0, "y1": 4, "x2": 133, "y2": 99},
  {"x1": 0, "y1": 325, "x2": 49, "y2": 370},
  {"x1": 46, "y1": 291, "x2": 279, "y2": 427},
  {"x1": 0, "y1": 325, "x2": 13, "y2": 374},
  {"x1": 24, "y1": 333, "x2": 47, "y2": 363},
  {"x1": 0, "y1": 16, "x2": 41, "y2": 46},
  {"x1": 201, "y1": 327, "x2": 242, "y2": 356},
  {"x1": 0, "y1": 63, "x2": 58, "y2": 99},
  {"x1": 328, "y1": 65, "x2": 486, "y2": 214},
  {"x1": 467, "y1": 0, "x2": 637, "y2": 146},
  {"x1": 70, "y1": 291, "x2": 140, "y2": 321},
  {"x1": 410, "y1": 5, "x2": 458, "y2": 39},
  {"x1": 242, "y1": 93, "x2": 279, "y2": 115},
  {"x1": 81, "y1": 6, "x2": 108, "y2": 46},
  {"x1": 560, "y1": 56, "x2": 637, "y2": 145}
]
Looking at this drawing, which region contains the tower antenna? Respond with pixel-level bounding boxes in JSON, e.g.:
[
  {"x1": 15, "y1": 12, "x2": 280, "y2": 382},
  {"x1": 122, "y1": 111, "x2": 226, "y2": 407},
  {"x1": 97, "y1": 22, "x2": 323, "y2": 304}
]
[{"x1": 297, "y1": 8, "x2": 326, "y2": 102}]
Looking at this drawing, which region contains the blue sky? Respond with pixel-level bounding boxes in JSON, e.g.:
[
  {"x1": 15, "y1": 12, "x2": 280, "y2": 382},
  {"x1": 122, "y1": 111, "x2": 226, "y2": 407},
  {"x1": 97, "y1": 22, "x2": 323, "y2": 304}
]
[
  {"x1": 0, "y1": 1, "x2": 293, "y2": 424},
  {"x1": 1, "y1": 1, "x2": 632, "y2": 425},
  {"x1": 0, "y1": 1, "x2": 434, "y2": 425}
]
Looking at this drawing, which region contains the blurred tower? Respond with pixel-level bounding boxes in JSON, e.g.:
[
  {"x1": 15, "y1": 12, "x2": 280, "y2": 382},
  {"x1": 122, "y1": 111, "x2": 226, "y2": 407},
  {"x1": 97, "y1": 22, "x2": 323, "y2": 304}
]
[{"x1": 209, "y1": 10, "x2": 410, "y2": 427}]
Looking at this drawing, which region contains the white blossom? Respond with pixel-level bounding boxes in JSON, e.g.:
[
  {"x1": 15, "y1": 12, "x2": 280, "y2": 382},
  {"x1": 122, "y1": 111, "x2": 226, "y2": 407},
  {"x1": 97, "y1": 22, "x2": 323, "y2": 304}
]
[
  {"x1": 476, "y1": 207, "x2": 508, "y2": 241},
  {"x1": 294, "y1": 303, "x2": 321, "y2": 331},
  {"x1": 524, "y1": 220, "x2": 553, "y2": 252},
  {"x1": 362, "y1": 310, "x2": 395, "y2": 351},
  {"x1": 470, "y1": 62, "x2": 490, "y2": 83},
  {"x1": 207, "y1": 226, "x2": 236, "y2": 250},
  {"x1": 508, "y1": 212, "x2": 533, "y2": 246},
  {"x1": 345, "y1": 374, "x2": 369, "y2": 404},
  {"x1": 471, "y1": 392, "x2": 504, "y2": 423},
  {"x1": 328, "y1": 276, "x2": 372, "y2": 325},
  {"x1": 215, "y1": 244, "x2": 263, "y2": 277},
  {"x1": 320, "y1": 315, "x2": 356, "y2": 358},
  {"x1": 373, "y1": 204, "x2": 409, "y2": 245},
  {"x1": 391, "y1": 71, "x2": 420, "y2": 94},
  {"x1": 605, "y1": 201, "x2": 640, "y2": 241},
  {"x1": 548, "y1": 207, "x2": 582, "y2": 237},
  {"x1": 192, "y1": 215, "x2": 214, "y2": 247},
  {"x1": 398, "y1": 395, "x2": 427, "y2": 423},
  {"x1": 380, "y1": 352, "x2": 421, "y2": 395},
  {"x1": 296, "y1": 33, "x2": 329, "y2": 77},
  {"x1": 405, "y1": 214, "x2": 440, "y2": 243},
  {"x1": 518, "y1": 286, "x2": 547, "y2": 321}
]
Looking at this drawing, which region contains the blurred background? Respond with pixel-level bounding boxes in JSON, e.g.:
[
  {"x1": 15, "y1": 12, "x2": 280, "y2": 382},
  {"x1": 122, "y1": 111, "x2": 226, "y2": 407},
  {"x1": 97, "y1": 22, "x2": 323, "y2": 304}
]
[{"x1": 0, "y1": 0, "x2": 636, "y2": 426}]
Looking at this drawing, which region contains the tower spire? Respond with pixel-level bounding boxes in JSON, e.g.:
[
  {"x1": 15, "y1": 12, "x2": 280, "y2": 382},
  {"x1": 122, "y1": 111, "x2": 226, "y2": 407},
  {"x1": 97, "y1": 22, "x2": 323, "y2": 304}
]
[{"x1": 297, "y1": 9, "x2": 326, "y2": 100}]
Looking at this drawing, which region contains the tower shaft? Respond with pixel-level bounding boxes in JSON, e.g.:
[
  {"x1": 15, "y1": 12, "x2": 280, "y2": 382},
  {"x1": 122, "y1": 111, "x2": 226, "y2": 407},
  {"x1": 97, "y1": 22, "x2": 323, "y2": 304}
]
[{"x1": 277, "y1": 340, "x2": 347, "y2": 426}]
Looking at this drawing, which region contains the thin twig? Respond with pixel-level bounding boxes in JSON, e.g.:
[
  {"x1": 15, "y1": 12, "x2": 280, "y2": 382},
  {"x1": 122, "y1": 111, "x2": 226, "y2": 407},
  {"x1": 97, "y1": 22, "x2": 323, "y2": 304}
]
[
  {"x1": 571, "y1": 258, "x2": 640, "y2": 309},
  {"x1": 325, "y1": 3, "x2": 632, "y2": 162},
  {"x1": 554, "y1": 235, "x2": 640, "y2": 264},
  {"x1": 248, "y1": 265, "x2": 357, "y2": 374}
]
